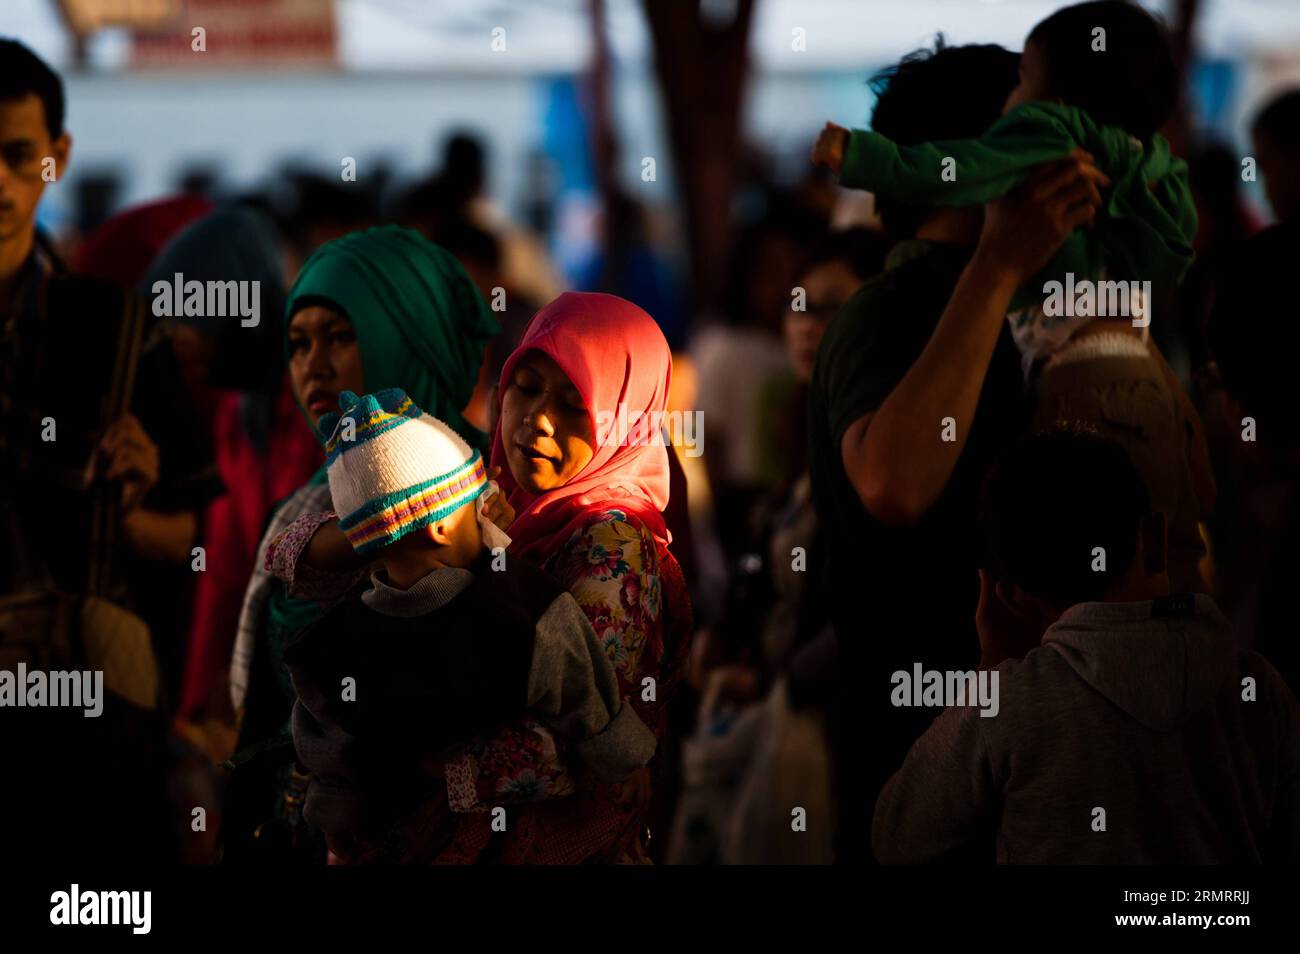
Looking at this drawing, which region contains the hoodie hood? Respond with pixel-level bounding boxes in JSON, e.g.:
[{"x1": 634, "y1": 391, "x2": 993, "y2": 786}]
[{"x1": 1042, "y1": 595, "x2": 1236, "y2": 731}]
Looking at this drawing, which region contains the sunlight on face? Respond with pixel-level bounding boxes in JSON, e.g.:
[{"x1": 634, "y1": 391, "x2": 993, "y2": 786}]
[
  {"x1": 0, "y1": 94, "x2": 68, "y2": 243},
  {"x1": 286, "y1": 305, "x2": 366, "y2": 426},
  {"x1": 500, "y1": 351, "x2": 595, "y2": 494}
]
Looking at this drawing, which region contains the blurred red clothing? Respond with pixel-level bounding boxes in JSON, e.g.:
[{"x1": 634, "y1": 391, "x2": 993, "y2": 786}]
[
  {"x1": 73, "y1": 195, "x2": 213, "y2": 288},
  {"x1": 179, "y1": 377, "x2": 322, "y2": 720}
]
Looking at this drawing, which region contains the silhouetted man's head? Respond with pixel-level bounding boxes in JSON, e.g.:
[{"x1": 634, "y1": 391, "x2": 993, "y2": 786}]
[{"x1": 868, "y1": 40, "x2": 1020, "y2": 238}]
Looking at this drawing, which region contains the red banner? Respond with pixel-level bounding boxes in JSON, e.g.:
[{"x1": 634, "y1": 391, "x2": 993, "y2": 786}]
[{"x1": 129, "y1": 0, "x2": 336, "y2": 69}]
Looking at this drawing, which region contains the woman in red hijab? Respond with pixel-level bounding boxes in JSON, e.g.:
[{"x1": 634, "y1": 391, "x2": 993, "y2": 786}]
[
  {"x1": 438, "y1": 292, "x2": 693, "y2": 863},
  {"x1": 268, "y1": 292, "x2": 693, "y2": 863}
]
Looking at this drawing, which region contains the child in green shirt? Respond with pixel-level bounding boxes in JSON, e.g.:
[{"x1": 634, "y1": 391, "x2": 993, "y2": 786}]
[{"x1": 813, "y1": 1, "x2": 1213, "y2": 592}]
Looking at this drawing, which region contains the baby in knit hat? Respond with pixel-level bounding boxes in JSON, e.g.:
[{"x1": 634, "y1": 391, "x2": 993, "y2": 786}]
[{"x1": 282, "y1": 388, "x2": 655, "y2": 862}]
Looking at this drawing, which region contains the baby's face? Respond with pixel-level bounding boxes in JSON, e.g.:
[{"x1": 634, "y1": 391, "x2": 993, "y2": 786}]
[{"x1": 1003, "y1": 41, "x2": 1052, "y2": 116}]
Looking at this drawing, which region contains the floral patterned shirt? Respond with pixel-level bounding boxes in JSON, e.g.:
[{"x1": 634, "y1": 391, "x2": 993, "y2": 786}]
[{"x1": 445, "y1": 509, "x2": 683, "y2": 813}]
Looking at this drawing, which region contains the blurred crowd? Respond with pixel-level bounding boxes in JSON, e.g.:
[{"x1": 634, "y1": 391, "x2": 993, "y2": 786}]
[{"x1": 2, "y1": 0, "x2": 1300, "y2": 866}]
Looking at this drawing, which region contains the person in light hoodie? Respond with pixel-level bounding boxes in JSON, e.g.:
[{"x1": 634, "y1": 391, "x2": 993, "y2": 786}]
[{"x1": 873, "y1": 430, "x2": 1300, "y2": 864}]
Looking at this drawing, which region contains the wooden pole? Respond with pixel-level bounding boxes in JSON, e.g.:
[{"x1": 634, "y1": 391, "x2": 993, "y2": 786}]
[{"x1": 642, "y1": 0, "x2": 756, "y2": 316}]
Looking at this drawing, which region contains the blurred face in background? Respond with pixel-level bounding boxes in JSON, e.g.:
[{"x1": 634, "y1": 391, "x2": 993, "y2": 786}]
[
  {"x1": 750, "y1": 230, "x2": 804, "y2": 332},
  {"x1": 0, "y1": 93, "x2": 69, "y2": 245},
  {"x1": 287, "y1": 304, "x2": 366, "y2": 426},
  {"x1": 169, "y1": 324, "x2": 216, "y2": 391},
  {"x1": 500, "y1": 350, "x2": 594, "y2": 494},
  {"x1": 1253, "y1": 128, "x2": 1300, "y2": 223},
  {"x1": 783, "y1": 259, "x2": 866, "y2": 382}
]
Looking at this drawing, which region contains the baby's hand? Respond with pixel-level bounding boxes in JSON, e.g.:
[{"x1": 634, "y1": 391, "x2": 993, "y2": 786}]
[
  {"x1": 811, "y1": 122, "x2": 850, "y2": 173},
  {"x1": 482, "y1": 466, "x2": 516, "y2": 531}
]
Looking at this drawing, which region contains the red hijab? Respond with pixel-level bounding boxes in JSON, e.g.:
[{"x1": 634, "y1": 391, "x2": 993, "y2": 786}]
[
  {"x1": 72, "y1": 194, "x2": 213, "y2": 288},
  {"x1": 491, "y1": 292, "x2": 672, "y2": 563}
]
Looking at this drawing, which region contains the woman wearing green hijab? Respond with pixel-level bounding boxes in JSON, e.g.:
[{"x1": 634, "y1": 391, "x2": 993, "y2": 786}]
[{"x1": 223, "y1": 226, "x2": 497, "y2": 863}]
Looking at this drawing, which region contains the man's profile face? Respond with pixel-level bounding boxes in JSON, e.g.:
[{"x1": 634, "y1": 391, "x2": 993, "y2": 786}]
[{"x1": 0, "y1": 93, "x2": 70, "y2": 243}]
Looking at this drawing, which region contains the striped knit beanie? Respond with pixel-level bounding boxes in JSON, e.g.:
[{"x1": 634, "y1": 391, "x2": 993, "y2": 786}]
[{"x1": 319, "y1": 388, "x2": 488, "y2": 555}]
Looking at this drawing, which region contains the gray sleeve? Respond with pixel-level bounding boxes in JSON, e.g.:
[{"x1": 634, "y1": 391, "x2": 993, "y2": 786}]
[
  {"x1": 527, "y1": 592, "x2": 657, "y2": 782},
  {"x1": 290, "y1": 694, "x2": 363, "y2": 837},
  {"x1": 872, "y1": 705, "x2": 996, "y2": 864}
]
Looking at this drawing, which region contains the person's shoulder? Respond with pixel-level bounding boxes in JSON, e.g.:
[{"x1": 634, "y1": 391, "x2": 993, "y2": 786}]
[
  {"x1": 46, "y1": 272, "x2": 127, "y2": 311},
  {"x1": 982, "y1": 645, "x2": 1083, "y2": 719},
  {"x1": 812, "y1": 261, "x2": 912, "y2": 388},
  {"x1": 1237, "y1": 650, "x2": 1300, "y2": 711},
  {"x1": 39, "y1": 275, "x2": 132, "y2": 358},
  {"x1": 830, "y1": 266, "x2": 897, "y2": 326},
  {"x1": 573, "y1": 507, "x2": 657, "y2": 548},
  {"x1": 820, "y1": 244, "x2": 949, "y2": 341},
  {"x1": 555, "y1": 507, "x2": 660, "y2": 576},
  {"x1": 278, "y1": 481, "x2": 332, "y2": 514},
  {"x1": 478, "y1": 550, "x2": 568, "y2": 616},
  {"x1": 283, "y1": 580, "x2": 371, "y2": 666}
]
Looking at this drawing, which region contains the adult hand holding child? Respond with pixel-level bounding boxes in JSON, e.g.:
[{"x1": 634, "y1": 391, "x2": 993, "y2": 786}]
[
  {"x1": 974, "y1": 148, "x2": 1111, "y2": 284},
  {"x1": 481, "y1": 465, "x2": 515, "y2": 530},
  {"x1": 97, "y1": 412, "x2": 160, "y2": 512}
]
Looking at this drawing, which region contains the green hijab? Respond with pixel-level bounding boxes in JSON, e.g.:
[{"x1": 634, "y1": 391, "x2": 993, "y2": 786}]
[
  {"x1": 284, "y1": 225, "x2": 499, "y2": 452},
  {"x1": 263, "y1": 227, "x2": 498, "y2": 664}
]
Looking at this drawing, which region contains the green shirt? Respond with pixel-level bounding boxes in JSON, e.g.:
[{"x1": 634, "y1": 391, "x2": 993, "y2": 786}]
[
  {"x1": 841, "y1": 102, "x2": 1198, "y2": 307},
  {"x1": 807, "y1": 239, "x2": 1026, "y2": 778}
]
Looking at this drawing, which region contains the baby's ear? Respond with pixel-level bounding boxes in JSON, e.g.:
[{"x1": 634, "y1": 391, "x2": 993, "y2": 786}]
[{"x1": 425, "y1": 519, "x2": 451, "y2": 546}]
